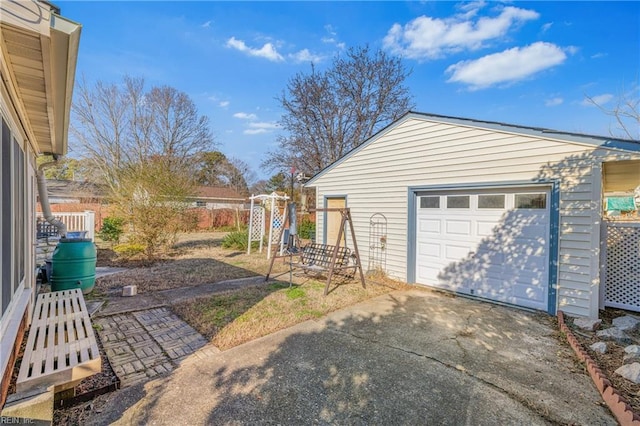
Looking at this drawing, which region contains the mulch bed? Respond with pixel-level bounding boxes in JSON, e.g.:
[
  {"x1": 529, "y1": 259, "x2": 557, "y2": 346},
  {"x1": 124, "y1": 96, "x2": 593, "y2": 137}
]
[
  {"x1": 53, "y1": 332, "x2": 120, "y2": 424},
  {"x1": 6, "y1": 327, "x2": 119, "y2": 425},
  {"x1": 567, "y1": 308, "x2": 640, "y2": 415}
]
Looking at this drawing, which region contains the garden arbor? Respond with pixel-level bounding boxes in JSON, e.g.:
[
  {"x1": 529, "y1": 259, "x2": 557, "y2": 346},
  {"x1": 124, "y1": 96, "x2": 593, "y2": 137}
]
[{"x1": 247, "y1": 192, "x2": 289, "y2": 258}]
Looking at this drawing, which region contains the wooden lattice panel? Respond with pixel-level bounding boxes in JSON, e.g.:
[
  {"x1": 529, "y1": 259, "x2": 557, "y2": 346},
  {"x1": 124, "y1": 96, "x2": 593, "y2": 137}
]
[
  {"x1": 17, "y1": 289, "x2": 101, "y2": 392},
  {"x1": 605, "y1": 223, "x2": 640, "y2": 312},
  {"x1": 271, "y1": 209, "x2": 284, "y2": 243},
  {"x1": 249, "y1": 206, "x2": 264, "y2": 242}
]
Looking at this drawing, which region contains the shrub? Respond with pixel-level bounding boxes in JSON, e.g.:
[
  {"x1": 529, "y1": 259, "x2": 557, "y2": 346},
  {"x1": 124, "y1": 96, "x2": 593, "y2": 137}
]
[
  {"x1": 221, "y1": 230, "x2": 259, "y2": 251},
  {"x1": 98, "y1": 217, "x2": 125, "y2": 244},
  {"x1": 113, "y1": 242, "x2": 146, "y2": 258},
  {"x1": 298, "y1": 218, "x2": 316, "y2": 240}
]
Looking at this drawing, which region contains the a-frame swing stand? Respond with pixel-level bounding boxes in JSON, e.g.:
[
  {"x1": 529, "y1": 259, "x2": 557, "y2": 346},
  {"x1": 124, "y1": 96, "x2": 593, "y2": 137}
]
[{"x1": 265, "y1": 208, "x2": 366, "y2": 295}]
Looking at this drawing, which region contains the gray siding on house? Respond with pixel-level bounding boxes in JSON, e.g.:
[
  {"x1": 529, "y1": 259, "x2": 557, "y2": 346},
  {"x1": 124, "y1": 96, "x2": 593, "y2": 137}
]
[{"x1": 308, "y1": 116, "x2": 640, "y2": 318}]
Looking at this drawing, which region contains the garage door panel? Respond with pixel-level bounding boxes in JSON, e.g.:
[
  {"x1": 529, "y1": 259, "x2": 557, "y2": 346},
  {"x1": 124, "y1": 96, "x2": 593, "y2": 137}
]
[
  {"x1": 517, "y1": 224, "x2": 549, "y2": 240},
  {"x1": 512, "y1": 284, "x2": 546, "y2": 304},
  {"x1": 418, "y1": 242, "x2": 440, "y2": 258},
  {"x1": 477, "y1": 221, "x2": 500, "y2": 237},
  {"x1": 419, "y1": 218, "x2": 441, "y2": 234},
  {"x1": 445, "y1": 244, "x2": 473, "y2": 260},
  {"x1": 445, "y1": 220, "x2": 472, "y2": 236},
  {"x1": 416, "y1": 188, "x2": 550, "y2": 312},
  {"x1": 417, "y1": 265, "x2": 441, "y2": 282}
]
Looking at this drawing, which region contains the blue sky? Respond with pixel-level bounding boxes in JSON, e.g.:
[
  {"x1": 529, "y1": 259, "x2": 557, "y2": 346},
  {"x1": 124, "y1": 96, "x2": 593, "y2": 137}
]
[{"x1": 58, "y1": 1, "x2": 639, "y2": 180}]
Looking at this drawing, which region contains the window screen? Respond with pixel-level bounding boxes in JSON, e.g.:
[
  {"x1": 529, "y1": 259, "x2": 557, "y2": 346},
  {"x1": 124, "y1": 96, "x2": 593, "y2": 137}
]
[
  {"x1": 2, "y1": 117, "x2": 12, "y2": 315},
  {"x1": 515, "y1": 193, "x2": 547, "y2": 209},
  {"x1": 447, "y1": 195, "x2": 470, "y2": 209},
  {"x1": 478, "y1": 194, "x2": 505, "y2": 209},
  {"x1": 420, "y1": 196, "x2": 439, "y2": 209}
]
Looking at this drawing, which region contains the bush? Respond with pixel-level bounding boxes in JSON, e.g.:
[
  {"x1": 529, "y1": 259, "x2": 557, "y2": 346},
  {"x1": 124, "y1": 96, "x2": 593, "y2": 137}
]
[
  {"x1": 98, "y1": 217, "x2": 125, "y2": 244},
  {"x1": 221, "y1": 230, "x2": 259, "y2": 251},
  {"x1": 113, "y1": 242, "x2": 146, "y2": 258},
  {"x1": 298, "y1": 218, "x2": 316, "y2": 240}
]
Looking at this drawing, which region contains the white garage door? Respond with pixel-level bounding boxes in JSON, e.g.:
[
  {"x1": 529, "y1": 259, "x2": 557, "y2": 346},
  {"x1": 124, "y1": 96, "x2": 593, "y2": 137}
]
[{"x1": 415, "y1": 187, "x2": 550, "y2": 311}]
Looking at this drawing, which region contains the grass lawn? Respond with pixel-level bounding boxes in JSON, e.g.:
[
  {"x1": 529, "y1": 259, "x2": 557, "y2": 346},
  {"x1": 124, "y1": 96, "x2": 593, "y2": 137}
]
[
  {"x1": 173, "y1": 277, "x2": 410, "y2": 350},
  {"x1": 96, "y1": 231, "x2": 410, "y2": 350}
]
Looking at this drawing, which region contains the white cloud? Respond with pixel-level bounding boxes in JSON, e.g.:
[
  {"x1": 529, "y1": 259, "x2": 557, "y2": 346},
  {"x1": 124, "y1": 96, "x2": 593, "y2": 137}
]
[
  {"x1": 244, "y1": 128, "x2": 268, "y2": 135},
  {"x1": 446, "y1": 42, "x2": 567, "y2": 90},
  {"x1": 219, "y1": 101, "x2": 230, "y2": 108},
  {"x1": 383, "y1": 5, "x2": 539, "y2": 60},
  {"x1": 249, "y1": 122, "x2": 279, "y2": 130},
  {"x1": 244, "y1": 121, "x2": 279, "y2": 135},
  {"x1": 591, "y1": 52, "x2": 607, "y2": 59},
  {"x1": 582, "y1": 93, "x2": 613, "y2": 106},
  {"x1": 226, "y1": 37, "x2": 284, "y2": 62},
  {"x1": 233, "y1": 112, "x2": 258, "y2": 120},
  {"x1": 321, "y1": 24, "x2": 345, "y2": 50},
  {"x1": 201, "y1": 20, "x2": 211, "y2": 28},
  {"x1": 324, "y1": 24, "x2": 337, "y2": 36},
  {"x1": 541, "y1": 22, "x2": 553, "y2": 33},
  {"x1": 545, "y1": 97, "x2": 563, "y2": 106},
  {"x1": 290, "y1": 49, "x2": 324, "y2": 64}
]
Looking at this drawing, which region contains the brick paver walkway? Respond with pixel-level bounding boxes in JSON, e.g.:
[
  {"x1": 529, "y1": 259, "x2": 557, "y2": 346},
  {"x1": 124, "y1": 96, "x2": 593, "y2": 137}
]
[{"x1": 94, "y1": 307, "x2": 209, "y2": 387}]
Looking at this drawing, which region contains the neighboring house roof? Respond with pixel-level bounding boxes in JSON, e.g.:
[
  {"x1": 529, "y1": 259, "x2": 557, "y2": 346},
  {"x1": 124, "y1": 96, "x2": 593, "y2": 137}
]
[
  {"x1": 193, "y1": 186, "x2": 246, "y2": 201},
  {"x1": 45, "y1": 179, "x2": 106, "y2": 200},
  {"x1": 306, "y1": 111, "x2": 640, "y2": 186}
]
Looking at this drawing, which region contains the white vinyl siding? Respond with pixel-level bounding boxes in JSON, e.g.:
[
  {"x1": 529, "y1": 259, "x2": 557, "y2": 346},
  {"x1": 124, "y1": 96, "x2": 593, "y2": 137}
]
[{"x1": 310, "y1": 117, "x2": 640, "y2": 318}]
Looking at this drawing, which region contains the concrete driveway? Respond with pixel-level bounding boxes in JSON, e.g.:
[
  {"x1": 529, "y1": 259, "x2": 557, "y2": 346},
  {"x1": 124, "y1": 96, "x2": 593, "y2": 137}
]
[{"x1": 88, "y1": 288, "x2": 614, "y2": 425}]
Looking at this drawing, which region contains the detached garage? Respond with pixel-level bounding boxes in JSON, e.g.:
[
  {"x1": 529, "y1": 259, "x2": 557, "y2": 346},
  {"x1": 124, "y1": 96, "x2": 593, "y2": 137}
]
[{"x1": 305, "y1": 112, "x2": 640, "y2": 318}]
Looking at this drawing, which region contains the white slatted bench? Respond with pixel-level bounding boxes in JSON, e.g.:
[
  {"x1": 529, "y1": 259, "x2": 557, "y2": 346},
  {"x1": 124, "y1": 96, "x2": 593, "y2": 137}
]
[{"x1": 17, "y1": 289, "x2": 101, "y2": 393}]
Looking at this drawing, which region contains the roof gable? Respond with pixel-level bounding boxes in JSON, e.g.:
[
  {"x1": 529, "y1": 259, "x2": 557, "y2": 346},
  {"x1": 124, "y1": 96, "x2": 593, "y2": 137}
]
[{"x1": 305, "y1": 111, "x2": 640, "y2": 185}]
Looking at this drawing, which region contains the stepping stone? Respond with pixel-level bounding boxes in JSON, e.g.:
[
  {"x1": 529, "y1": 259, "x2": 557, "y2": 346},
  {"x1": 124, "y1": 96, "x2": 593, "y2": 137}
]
[
  {"x1": 574, "y1": 318, "x2": 601, "y2": 331},
  {"x1": 590, "y1": 342, "x2": 607, "y2": 354},
  {"x1": 623, "y1": 352, "x2": 640, "y2": 364},
  {"x1": 612, "y1": 316, "x2": 640, "y2": 332},
  {"x1": 615, "y1": 363, "x2": 640, "y2": 384},
  {"x1": 596, "y1": 327, "x2": 632, "y2": 345},
  {"x1": 624, "y1": 345, "x2": 640, "y2": 354}
]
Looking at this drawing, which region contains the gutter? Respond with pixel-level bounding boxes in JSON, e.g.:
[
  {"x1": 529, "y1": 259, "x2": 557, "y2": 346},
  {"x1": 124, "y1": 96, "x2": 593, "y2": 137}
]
[{"x1": 36, "y1": 158, "x2": 67, "y2": 237}]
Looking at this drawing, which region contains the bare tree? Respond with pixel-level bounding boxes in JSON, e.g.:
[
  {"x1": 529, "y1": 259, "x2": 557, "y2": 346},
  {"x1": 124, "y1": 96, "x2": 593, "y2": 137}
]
[
  {"x1": 71, "y1": 76, "x2": 216, "y2": 257},
  {"x1": 586, "y1": 84, "x2": 639, "y2": 140},
  {"x1": 264, "y1": 45, "x2": 414, "y2": 175},
  {"x1": 72, "y1": 76, "x2": 216, "y2": 190}
]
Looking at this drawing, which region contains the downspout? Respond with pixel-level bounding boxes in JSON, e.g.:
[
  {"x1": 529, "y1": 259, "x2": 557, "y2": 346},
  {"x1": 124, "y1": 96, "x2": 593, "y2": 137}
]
[{"x1": 36, "y1": 156, "x2": 67, "y2": 237}]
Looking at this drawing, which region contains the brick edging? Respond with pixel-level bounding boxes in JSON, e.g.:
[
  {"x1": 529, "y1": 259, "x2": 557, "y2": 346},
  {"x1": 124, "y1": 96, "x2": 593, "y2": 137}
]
[{"x1": 558, "y1": 310, "x2": 640, "y2": 426}]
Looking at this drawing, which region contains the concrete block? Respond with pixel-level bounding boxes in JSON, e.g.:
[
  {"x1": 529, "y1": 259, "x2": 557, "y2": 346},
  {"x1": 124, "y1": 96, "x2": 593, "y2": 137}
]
[
  {"x1": 574, "y1": 317, "x2": 602, "y2": 331},
  {"x1": 2, "y1": 387, "x2": 54, "y2": 423},
  {"x1": 122, "y1": 285, "x2": 137, "y2": 297}
]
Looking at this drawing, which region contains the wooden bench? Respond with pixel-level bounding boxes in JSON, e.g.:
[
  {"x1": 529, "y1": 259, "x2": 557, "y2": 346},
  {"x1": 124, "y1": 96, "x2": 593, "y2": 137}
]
[
  {"x1": 294, "y1": 243, "x2": 354, "y2": 276},
  {"x1": 16, "y1": 289, "x2": 101, "y2": 393}
]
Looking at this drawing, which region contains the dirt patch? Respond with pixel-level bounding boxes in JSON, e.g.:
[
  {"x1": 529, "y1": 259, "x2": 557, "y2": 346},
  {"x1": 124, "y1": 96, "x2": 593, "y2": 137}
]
[
  {"x1": 94, "y1": 232, "x2": 288, "y2": 294},
  {"x1": 568, "y1": 308, "x2": 640, "y2": 415}
]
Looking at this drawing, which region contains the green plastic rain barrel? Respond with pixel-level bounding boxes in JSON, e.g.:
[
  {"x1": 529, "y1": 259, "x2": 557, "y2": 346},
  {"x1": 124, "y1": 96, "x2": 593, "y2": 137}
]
[{"x1": 51, "y1": 237, "x2": 97, "y2": 294}]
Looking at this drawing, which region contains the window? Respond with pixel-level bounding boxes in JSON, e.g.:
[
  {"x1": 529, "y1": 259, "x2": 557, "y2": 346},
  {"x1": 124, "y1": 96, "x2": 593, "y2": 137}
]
[
  {"x1": 447, "y1": 195, "x2": 470, "y2": 209},
  {"x1": 478, "y1": 194, "x2": 505, "y2": 209},
  {"x1": 515, "y1": 193, "x2": 547, "y2": 209},
  {"x1": 420, "y1": 196, "x2": 439, "y2": 209}
]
